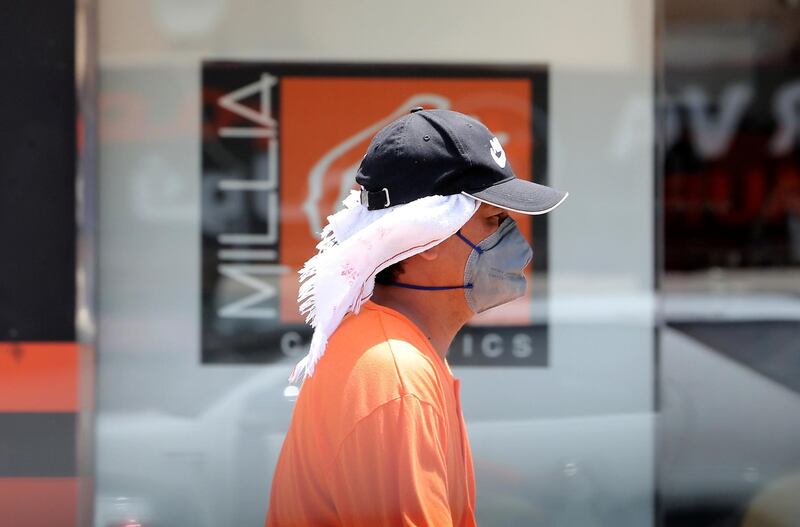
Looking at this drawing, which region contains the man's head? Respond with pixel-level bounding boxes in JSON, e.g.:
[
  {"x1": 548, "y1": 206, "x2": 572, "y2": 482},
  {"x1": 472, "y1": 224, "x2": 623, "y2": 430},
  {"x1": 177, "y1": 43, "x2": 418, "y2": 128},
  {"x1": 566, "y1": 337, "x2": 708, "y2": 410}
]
[
  {"x1": 289, "y1": 108, "x2": 568, "y2": 382},
  {"x1": 362, "y1": 107, "x2": 568, "y2": 317}
]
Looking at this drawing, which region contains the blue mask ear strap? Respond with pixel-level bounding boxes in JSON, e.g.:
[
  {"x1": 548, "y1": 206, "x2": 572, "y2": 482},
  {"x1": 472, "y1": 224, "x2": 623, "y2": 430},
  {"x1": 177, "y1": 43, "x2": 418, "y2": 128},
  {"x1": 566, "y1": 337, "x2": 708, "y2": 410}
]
[
  {"x1": 382, "y1": 229, "x2": 482, "y2": 292},
  {"x1": 387, "y1": 281, "x2": 473, "y2": 291},
  {"x1": 455, "y1": 230, "x2": 484, "y2": 254}
]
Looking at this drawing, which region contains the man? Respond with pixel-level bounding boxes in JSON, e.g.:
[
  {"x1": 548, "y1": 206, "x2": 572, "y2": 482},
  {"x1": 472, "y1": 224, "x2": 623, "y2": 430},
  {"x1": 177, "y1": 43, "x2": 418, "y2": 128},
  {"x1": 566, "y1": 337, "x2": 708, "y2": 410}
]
[{"x1": 266, "y1": 108, "x2": 568, "y2": 526}]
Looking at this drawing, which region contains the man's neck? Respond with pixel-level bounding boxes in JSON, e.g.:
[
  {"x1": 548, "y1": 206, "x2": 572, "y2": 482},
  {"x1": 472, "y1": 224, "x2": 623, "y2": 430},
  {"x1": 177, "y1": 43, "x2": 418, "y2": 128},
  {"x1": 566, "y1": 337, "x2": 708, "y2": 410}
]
[{"x1": 369, "y1": 284, "x2": 472, "y2": 361}]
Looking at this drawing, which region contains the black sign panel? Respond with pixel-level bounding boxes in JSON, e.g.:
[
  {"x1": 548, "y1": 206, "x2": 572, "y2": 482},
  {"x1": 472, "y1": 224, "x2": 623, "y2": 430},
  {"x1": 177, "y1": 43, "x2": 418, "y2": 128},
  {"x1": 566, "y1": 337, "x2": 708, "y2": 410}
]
[{"x1": 201, "y1": 62, "x2": 552, "y2": 366}]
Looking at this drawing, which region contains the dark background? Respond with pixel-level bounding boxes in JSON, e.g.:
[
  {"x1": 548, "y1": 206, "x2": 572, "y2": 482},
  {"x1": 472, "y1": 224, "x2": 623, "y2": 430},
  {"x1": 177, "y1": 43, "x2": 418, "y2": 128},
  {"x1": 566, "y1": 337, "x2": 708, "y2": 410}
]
[{"x1": 0, "y1": 1, "x2": 76, "y2": 342}]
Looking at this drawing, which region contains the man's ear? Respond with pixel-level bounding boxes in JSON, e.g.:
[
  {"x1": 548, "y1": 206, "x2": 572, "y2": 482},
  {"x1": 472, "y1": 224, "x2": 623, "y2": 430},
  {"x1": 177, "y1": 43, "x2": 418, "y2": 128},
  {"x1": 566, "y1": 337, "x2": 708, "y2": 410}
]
[{"x1": 417, "y1": 245, "x2": 439, "y2": 261}]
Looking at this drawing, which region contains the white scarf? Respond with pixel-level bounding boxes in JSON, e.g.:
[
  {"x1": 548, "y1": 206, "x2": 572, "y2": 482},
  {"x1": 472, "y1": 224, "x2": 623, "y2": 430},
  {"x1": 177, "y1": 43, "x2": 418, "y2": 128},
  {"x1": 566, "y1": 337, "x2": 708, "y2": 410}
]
[{"x1": 288, "y1": 190, "x2": 478, "y2": 384}]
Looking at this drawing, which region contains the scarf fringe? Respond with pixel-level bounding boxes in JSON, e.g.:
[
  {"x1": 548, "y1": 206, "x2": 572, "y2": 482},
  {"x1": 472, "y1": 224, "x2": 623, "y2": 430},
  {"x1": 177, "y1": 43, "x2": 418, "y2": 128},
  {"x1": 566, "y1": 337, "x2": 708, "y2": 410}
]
[{"x1": 296, "y1": 221, "x2": 337, "y2": 328}]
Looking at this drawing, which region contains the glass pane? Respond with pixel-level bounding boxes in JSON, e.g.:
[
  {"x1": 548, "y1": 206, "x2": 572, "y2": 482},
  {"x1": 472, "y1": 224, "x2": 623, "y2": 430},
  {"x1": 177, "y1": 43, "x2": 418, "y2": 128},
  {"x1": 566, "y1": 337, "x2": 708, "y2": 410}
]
[
  {"x1": 94, "y1": 2, "x2": 656, "y2": 526},
  {"x1": 660, "y1": 1, "x2": 800, "y2": 525}
]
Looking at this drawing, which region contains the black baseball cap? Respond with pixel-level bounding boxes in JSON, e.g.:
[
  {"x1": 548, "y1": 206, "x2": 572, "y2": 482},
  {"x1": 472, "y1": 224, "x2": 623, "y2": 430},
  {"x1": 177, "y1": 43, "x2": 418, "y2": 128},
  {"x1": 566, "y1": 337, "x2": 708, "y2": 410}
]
[{"x1": 355, "y1": 107, "x2": 568, "y2": 214}]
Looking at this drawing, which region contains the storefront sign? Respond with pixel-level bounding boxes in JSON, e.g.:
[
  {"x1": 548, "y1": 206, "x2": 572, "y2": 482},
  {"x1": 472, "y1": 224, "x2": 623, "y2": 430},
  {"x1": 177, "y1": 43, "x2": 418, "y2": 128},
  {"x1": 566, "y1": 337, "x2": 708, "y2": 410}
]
[{"x1": 201, "y1": 62, "x2": 551, "y2": 365}]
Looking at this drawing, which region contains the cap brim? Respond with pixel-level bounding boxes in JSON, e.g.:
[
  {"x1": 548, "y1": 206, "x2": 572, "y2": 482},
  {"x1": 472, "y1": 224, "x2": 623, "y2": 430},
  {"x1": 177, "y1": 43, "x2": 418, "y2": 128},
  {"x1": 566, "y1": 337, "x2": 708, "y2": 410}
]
[{"x1": 463, "y1": 178, "x2": 569, "y2": 215}]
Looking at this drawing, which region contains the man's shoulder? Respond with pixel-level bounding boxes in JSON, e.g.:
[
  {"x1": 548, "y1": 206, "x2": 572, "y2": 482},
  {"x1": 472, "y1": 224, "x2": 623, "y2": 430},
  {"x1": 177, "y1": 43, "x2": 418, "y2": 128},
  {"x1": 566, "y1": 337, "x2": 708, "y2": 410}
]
[
  {"x1": 330, "y1": 302, "x2": 428, "y2": 350},
  {"x1": 291, "y1": 303, "x2": 451, "y2": 464},
  {"x1": 317, "y1": 303, "x2": 448, "y2": 419},
  {"x1": 333, "y1": 305, "x2": 442, "y2": 383}
]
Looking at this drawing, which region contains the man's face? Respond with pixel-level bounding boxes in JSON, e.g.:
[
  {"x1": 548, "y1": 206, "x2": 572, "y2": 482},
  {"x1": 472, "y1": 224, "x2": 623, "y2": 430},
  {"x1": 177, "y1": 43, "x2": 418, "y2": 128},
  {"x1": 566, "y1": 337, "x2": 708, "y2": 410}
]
[
  {"x1": 460, "y1": 203, "x2": 510, "y2": 247},
  {"x1": 412, "y1": 203, "x2": 512, "y2": 288}
]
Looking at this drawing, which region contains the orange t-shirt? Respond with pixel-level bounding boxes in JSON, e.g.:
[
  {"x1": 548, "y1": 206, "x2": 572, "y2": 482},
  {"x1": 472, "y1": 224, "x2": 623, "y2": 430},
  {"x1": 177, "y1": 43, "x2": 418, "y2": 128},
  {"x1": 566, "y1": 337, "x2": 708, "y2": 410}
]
[{"x1": 265, "y1": 301, "x2": 477, "y2": 526}]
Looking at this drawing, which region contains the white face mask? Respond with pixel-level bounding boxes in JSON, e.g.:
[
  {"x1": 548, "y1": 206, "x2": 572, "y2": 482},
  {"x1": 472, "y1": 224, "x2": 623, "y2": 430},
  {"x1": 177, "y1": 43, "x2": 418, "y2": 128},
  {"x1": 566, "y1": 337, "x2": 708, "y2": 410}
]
[
  {"x1": 386, "y1": 217, "x2": 533, "y2": 313},
  {"x1": 458, "y1": 217, "x2": 533, "y2": 313}
]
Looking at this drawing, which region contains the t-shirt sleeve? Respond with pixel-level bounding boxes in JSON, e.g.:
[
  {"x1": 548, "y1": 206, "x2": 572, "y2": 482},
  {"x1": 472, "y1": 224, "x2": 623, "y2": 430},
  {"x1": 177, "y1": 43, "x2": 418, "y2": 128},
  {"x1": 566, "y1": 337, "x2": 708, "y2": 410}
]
[{"x1": 326, "y1": 394, "x2": 452, "y2": 526}]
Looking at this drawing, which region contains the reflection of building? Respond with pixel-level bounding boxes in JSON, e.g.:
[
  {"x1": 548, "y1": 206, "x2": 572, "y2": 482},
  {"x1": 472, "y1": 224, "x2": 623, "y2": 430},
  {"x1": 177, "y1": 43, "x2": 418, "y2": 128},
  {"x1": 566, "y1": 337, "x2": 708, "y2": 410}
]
[
  {"x1": 660, "y1": 2, "x2": 800, "y2": 526},
  {"x1": 664, "y1": 0, "x2": 800, "y2": 269}
]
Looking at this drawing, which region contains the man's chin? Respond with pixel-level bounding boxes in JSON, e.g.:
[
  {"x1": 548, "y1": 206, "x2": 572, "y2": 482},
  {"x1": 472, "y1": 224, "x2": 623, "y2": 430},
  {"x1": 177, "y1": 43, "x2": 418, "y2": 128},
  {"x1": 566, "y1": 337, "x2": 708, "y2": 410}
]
[{"x1": 469, "y1": 295, "x2": 530, "y2": 324}]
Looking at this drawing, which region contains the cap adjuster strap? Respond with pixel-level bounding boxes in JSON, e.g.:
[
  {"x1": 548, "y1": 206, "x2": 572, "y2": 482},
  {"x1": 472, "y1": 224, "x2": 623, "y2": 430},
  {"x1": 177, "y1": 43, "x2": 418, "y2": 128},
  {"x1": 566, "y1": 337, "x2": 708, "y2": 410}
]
[
  {"x1": 360, "y1": 187, "x2": 391, "y2": 210},
  {"x1": 387, "y1": 281, "x2": 473, "y2": 291}
]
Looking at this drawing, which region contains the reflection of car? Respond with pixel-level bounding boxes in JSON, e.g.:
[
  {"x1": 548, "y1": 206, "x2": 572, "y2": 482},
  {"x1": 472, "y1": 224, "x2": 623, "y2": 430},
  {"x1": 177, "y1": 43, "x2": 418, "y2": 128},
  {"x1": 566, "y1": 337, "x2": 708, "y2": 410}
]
[
  {"x1": 657, "y1": 323, "x2": 800, "y2": 526},
  {"x1": 95, "y1": 366, "x2": 295, "y2": 527},
  {"x1": 467, "y1": 413, "x2": 654, "y2": 526},
  {"x1": 96, "y1": 351, "x2": 657, "y2": 526},
  {"x1": 95, "y1": 290, "x2": 800, "y2": 527},
  {"x1": 95, "y1": 496, "x2": 150, "y2": 527}
]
